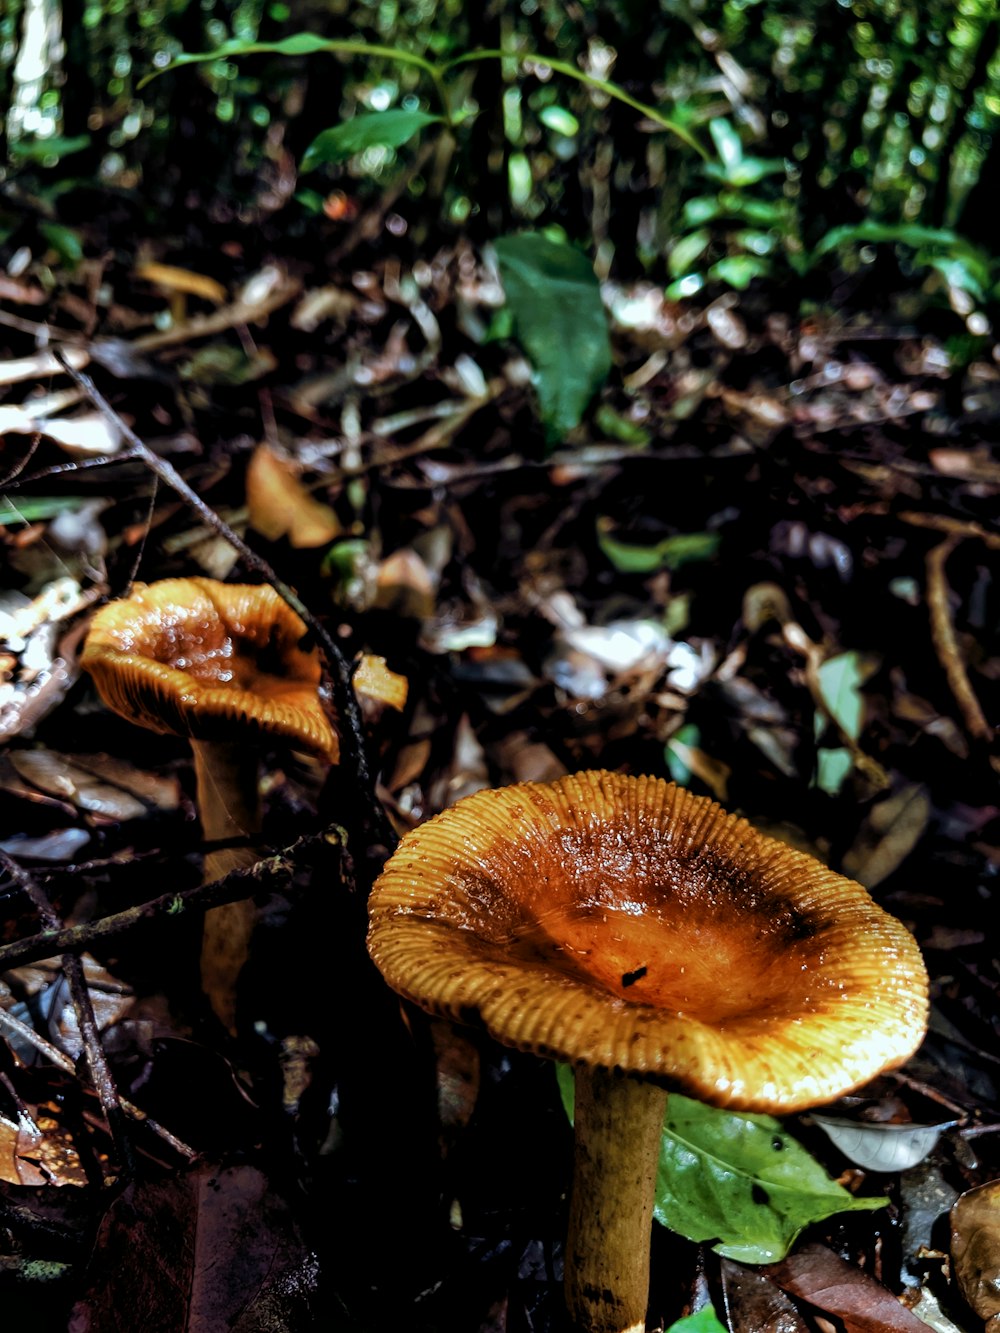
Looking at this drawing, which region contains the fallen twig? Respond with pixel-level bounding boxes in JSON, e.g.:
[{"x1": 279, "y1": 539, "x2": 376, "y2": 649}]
[
  {"x1": 0, "y1": 834, "x2": 321, "y2": 975},
  {"x1": 901, "y1": 510, "x2": 1000, "y2": 550},
  {"x1": 0, "y1": 1006, "x2": 196, "y2": 1161},
  {"x1": 0, "y1": 273, "x2": 303, "y2": 388},
  {"x1": 0, "y1": 849, "x2": 133, "y2": 1176},
  {"x1": 926, "y1": 535, "x2": 993, "y2": 744}
]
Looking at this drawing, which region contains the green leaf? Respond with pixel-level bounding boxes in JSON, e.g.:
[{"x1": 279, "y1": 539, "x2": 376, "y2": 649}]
[
  {"x1": 665, "y1": 723, "x2": 700, "y2": 785},
  {"x1": 682, "y1": 195, "x2": 725, "y2": 227},
  {"x1": 814, "y1": 747, "x2": 854, "y2": 796},
  {"x1": 539, "y1": 104, "x2": 580, "y2": 136},
  {"x1": 667, "y1": 1310, "x2": 727, "y2": 1333},
  {"x1": 817, "y1": 651, "x2": 864, "y2": 741},
  {"x1": 301, "y1": 109, "x2": 442, "y2": 170},
  {"x1": 665, "y1": 272, "x2": 707, "y2": 300},
  {"x1": 597, "y1": 522, "x2": 721, "y2": 574},
  {"x1": 294, "y1": 188, "x2": 327, "y2": 214},
  {"x1": 922, "y1": 253, "x2": 986, "y2": 300},
  {"x1": 321, "y1": 537, "x2": 371, "y2": 582},
  {"x1": 720, "y1": 192, "x2": 792, "y2": 227},
  {"x1": 555, "y1": 1068, "x2": 885, "y2": 1264},
  {"x1": 708, "y1": 254, "x2": 771, "y2": 289},
  {"x1": 654, "y1": 1096, "x2": 886, "y2": 1262},
  {"x1": 38, "y1": 221, "x2": 83, "y2": 268},
  {"x1": 668, "y1": 228, "x2": 712, "y2": 279},
  {"x1": 811, "y1": 220, "x2": 969, "y2": 262},
  {"x1": 494, "y1": 232, "x2": 612, "y2": 444},
  {"x1": 593, "y1": 404, "x2": 651, "y2": 445},
  {"x1": 0, "y1": 496, "x2": 85, "y2": 525},
  {"x1": 704, "y1": 155, "x2": 785, "y2": 187},
  {"x1": 709, "y1": 118, "x2": 743, "y2": 173},
  {"x1": 9, "y1": 133, "x2": 91, "y2": 162},
  {"x1": 166, "y1": 33, "x2": 373, "y2": 67},
  {"x1": 732, "y1": 229, "x2": 777, "y2": 256}
]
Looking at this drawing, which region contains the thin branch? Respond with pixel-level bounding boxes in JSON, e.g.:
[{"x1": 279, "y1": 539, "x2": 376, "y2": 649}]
[
  {"x1": 0, "y1": 1006, "x2": 196, "y2": 1161},
  {"x1": 48, "y1": 350, "x2": 396, "y2": 857},
  {"x1": 900, "y1": 509, "x2": 1000, "y2": 550},
  {"x1": 0, "y1": 835, "x2": 315, "y2": 975},
  {"x1": 926, "y1": 535, "x2": 993, "y2": 743},
  {"x1": 0, "y1": 849, "x2": 133, "y2": 1176}
]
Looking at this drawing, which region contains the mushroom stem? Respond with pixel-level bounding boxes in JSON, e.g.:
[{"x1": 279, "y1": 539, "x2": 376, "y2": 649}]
[
  {"x1": 191, "y1": 740, "x2": 261, "y2": 1032},
  {"x1": 565, "y1": 1066, "x2": 668, "y2": 1333}
]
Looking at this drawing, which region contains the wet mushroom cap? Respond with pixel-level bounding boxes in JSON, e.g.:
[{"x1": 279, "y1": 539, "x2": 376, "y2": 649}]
[
  {"x1": 367, "y1": 771, "x2": 929, "y2": 1114},
  {"x1": 81, "y1": 578, "x2": 339, "y2": 762}
]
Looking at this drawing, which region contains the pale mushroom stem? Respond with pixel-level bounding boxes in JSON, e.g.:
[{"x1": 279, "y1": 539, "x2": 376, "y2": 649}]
[
  {"x1": 565, "y1": 1066, "x2": 669, "y2": 1333},
  {"x1": 191, "y1": 739, "x2": 261, "y2": 1033}
]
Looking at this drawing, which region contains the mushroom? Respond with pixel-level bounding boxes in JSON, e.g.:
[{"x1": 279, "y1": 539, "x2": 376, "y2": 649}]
[
  {"x1": 367, "y1": 770, "x2": 929, "y2": 1333},
  {"x1": 81, "y1": 577, "x2": 404, "y2": 1031}
]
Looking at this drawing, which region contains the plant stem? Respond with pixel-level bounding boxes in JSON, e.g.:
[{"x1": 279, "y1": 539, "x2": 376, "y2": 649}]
[
  {"x1": 191, "y1": 740, "x2": 261, "y2": 1033},
  {"x1": 445, "y1": 50, "x2": 709, "y2": 160},
  {"x1": 565, "y1": 1067, "x2": 668, "y2": 1333},
  {"x1": 146, "y1": 39, "x2": 705, "y2": 157}
]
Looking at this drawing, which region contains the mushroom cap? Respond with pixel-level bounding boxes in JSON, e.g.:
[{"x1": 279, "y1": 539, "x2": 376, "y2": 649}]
[
  {"x1": 81, "y1": 578, "x2": 339, "y2": 762},
  {"x1": 367, "y1": 771, "x2": 929, "y2": 1114}
]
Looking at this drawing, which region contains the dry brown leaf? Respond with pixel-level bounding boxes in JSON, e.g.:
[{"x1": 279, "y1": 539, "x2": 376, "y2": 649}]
[
  {"x1": 353, "y1": 654, "x2": 408, "y2": 712},
  {"x1": 245, "y1": 443, "x2": 341, "y2": 548},
  {"x1": 66, "y1": 752, "x2": 181, "y2": 811},
  {"x1": 720, "y1": 1256, "x2": 811, "y2": 1332},
  {"x1": 0, "y1": 1105, "x2": 87, "y2": 1187},
  {"x1": 70, "y1": 1162, "x2": 320, "y2": 1331},
  {"x1": 765, "y1": 1243, "x2": 932, "y2": 1332},
  {"x1": 10, "y1": 750, "x2": 148, "y2": 822},
  {"x1": 842, "y1": 784, "x2": 931, "y2": 889},
  {"x1": 951, "y1": 1180, "x2": 1000, "y2": 1330},
  {"x1": 0, "y1": 405, "x2": 121, "y2": 457},
  {"x1": 374, "y1": 547, "x2": 438, "y2": 620},
  {"x1": 0, "y1": 1114, "x2": 47, "y2": 1186},
  {"x1": 134, "y1": 261, "x2": 227, "y2": 304}
]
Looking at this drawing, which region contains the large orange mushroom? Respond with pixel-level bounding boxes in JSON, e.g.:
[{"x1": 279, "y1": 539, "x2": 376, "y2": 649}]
[
  {"x1": 367, "y1": 770, "x2": 929, "y2": 1333},
  {"x1": 81, "y1": 577, "x2": 402, "y2": 1031}
]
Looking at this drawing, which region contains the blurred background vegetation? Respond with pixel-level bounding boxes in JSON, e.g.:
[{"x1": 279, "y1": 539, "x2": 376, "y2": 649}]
[{"x1": 2, "y1": 0, "x2": 999, "y2": 313}]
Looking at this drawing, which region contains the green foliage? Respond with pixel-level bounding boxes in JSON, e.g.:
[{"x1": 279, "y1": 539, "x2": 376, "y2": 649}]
[
  {"x1": 596, "y1": 524, "x2": 721, "y2": 574},
  {"x1": 653, "y1": 1096, "x2": 886, "y2": 1263},
  {"x1": 37, "y1": 221, "x2": 83, "y2": 269},
  {"x1": 6, "y1": 0, "x2": 1000, "y2": 327},
  {"x1": 666, "y1": 1309, "x2": 727, "y2": 1333},
  {"x1": 665, "y1": 722, "x2": 701, "y2": 786},
  {"x1": 813, "y1": 650, "x2": 866, "y2": 796},
  {"x1": 301, "y1": 110, "x2": 444, "y2": 171},
  {"x1": 493, "y1": 232, "x2": 612, "y2": 443},
  {"x1": 557, "y1": 1067, "x2": 887, "y2": 1264},
  {"x1": 0, "y1": 497, "x2": 86, "y2": 526},
  {"x1": 814, "y1": 748, "x2": 854, "y2": 797},
  {"x1": 9, "y1": 134, "x2": 91, "y2": 163},
  {"x1": 666, "y1": 117, "x2": 800, "y2": 298},
  {"x1": 817, "y1": 651, "x2": 865, "y2": 743}
]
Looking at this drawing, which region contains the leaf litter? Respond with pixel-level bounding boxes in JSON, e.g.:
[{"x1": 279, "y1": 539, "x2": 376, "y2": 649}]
[{"x1": 0, "y1": 221, "x2": 998, "y2": 1333}]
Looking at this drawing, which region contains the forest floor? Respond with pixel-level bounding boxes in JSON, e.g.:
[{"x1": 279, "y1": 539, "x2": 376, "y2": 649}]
[{"x1": 0, "y1": 214, "x2": 999, "y2": 1332}]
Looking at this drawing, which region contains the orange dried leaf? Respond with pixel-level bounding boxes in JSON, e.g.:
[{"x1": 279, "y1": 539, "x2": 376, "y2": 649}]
[
  {"x1": 134, "y1": 261, "x2": 227, "y2": 304},
  {"x1": 354, "y1": 654, "x2": 408, "y2": 711},
  {"x1": 245, "y1": 444, "x2": 341, "y2": 549}
]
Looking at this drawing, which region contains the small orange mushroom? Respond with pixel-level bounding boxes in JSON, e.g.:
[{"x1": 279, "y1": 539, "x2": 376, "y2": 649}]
[
  {"x1": 82, "y1": 577, "x2": 404, "y2": 1032},
  {"x1": 367, "y1": 771, "x2": 929, "y2": 1333}
]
